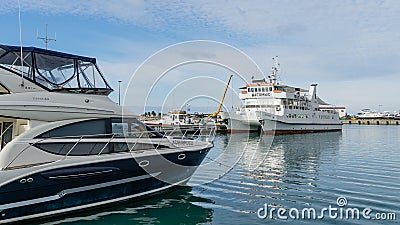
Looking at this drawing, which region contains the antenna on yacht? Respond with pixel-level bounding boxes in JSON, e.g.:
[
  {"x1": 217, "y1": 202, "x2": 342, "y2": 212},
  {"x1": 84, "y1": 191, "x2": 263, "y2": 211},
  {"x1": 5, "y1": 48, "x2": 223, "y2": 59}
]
[
  {"x1": 269, "y1": 56, "x2": 280, "y2": 84},
  {"x1": 37, "y1": 23, "x2": 56, "y2": 50},
  {"x1": 17, "y1": 0, "x2": 24, "y2": 87},
  {"x1": 118, "y1": 80, "x2": 122, "y2": 105}
]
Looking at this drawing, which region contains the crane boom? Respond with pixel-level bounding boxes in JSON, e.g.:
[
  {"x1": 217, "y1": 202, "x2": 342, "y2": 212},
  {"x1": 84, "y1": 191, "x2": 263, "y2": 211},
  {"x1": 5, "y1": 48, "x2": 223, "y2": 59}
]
[{"x1": 208, "y1": 74, "x2": 233, "y2": 118}]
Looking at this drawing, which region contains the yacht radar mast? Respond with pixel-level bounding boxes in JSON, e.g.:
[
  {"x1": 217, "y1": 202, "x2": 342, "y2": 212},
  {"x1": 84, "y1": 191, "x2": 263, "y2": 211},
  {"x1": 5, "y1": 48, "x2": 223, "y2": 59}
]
[{"x1": 37, "y1": 23, "x2": 56, "y2": 50}]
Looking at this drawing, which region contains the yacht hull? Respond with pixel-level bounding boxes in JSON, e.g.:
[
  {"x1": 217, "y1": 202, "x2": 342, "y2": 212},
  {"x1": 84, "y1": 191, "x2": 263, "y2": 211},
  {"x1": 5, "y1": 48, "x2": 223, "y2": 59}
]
[{"x1": 0, "y1": 148, "x2": 210, "y2": 224}]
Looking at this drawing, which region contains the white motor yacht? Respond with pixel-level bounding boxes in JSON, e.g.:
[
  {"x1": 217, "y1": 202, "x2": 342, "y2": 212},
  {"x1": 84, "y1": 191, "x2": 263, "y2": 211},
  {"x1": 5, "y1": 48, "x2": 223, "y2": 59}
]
[{"x1": 0, "y1": 44, "x2": 214, "y2": 223}]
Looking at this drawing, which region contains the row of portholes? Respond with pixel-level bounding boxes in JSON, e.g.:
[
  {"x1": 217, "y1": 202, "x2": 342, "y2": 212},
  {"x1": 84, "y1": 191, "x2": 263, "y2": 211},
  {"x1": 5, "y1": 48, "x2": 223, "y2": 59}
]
[
  {"x1": 349, "y1": 121, "x2": 399, "y2": 125},
  {"x1": 138, "y1": 153, "x2": 186, "y2": 168}
]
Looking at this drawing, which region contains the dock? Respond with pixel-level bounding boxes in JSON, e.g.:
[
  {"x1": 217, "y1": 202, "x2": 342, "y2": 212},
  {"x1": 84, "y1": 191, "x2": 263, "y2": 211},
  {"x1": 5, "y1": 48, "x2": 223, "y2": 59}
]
[{"x1": 342, "y1": 118, "x2": 400, "y2": 125}]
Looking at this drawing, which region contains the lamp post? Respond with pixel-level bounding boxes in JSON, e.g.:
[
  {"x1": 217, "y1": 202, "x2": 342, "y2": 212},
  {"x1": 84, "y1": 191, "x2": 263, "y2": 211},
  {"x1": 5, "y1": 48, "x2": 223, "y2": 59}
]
[{"x1": 118, "y1": 80, "x2": 122, "y2": 105}]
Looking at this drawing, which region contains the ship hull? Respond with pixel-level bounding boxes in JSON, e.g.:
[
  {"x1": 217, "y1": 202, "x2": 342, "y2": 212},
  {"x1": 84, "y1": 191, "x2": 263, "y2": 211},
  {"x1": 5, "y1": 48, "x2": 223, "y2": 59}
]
[
  {"x1": 227, "y1": 117, "x2": 261, "y2": 133},
  {"x1": 221, "y1": 112, "x2": 261, "y2": 133},
  {"x1": 261, "y1": 119, "x2": 342, "y2": 135},
  {"x1": 221, "y1": 111, "x2": 342, "y2": 134}
]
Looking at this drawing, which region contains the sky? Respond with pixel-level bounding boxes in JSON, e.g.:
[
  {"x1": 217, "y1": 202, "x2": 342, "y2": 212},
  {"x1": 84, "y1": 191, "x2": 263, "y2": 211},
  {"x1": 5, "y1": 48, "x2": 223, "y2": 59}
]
[{"x1": 1, "y1": 0, "x2": 399, "y2": 114}]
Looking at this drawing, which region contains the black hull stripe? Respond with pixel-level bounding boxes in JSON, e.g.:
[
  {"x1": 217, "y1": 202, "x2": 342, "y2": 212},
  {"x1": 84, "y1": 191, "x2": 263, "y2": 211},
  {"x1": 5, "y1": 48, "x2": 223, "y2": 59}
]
[
  {"x1": 1, "y1": 177, "x2": 188, "y2": 224},
  {"x1": 0, "y1": 172, "x2": 159, "y2": 211}
]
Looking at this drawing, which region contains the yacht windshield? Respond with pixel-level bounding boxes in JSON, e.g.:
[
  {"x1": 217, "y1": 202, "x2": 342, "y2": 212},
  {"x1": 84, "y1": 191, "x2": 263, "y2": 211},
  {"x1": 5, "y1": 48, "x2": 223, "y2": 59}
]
[
  {"x1": 0, "y1": 83, "x2": 9, "y2": 94},
  {"x1": 0, "y1": 44, "x2": 113, "y2": 95}
]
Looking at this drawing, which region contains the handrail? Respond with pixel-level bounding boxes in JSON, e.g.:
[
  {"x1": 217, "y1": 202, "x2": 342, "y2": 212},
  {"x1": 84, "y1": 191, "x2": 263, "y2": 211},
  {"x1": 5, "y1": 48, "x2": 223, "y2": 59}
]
[
  {"x1": 0, "y1": 123, "x2": 14, "y2": 142},
  {"x1": 65, "y1": 136, "x2": 83, "y2": 158},
  {"x1": 154, "y1": 126, "x2": 179, "y2": 150},
  {"x1": 98, "y1": 133, "x2": 115, "y2": 155},
  {"x1": 181, "y1": 128, "x2": 189, "y2": 140},
  {"x1": 2, "y1": 125, "x2": 215, "y2": 170},
  {"x1": 190, "y1": 127, "x2": 201, "y2": 138},
  {"x1": 128, "y1": 132, "x2": 144, "y2": 153}
]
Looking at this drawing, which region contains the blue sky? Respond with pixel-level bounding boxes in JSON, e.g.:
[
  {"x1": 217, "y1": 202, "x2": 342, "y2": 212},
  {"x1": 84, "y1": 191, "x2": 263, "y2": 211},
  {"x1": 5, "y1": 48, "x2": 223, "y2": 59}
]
[{"x1": 1, "y1": 0, "x2": 399, "y2": 114}]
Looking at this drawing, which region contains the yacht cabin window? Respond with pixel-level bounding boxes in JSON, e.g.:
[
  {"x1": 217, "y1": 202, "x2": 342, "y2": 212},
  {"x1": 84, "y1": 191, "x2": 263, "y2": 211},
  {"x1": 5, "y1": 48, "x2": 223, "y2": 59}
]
[
  {"x1": 35, "y1": 142, "x2": 112, "y2": 156},
  {"x1": 37, "y1": 118, "x2": 162, "y2": 139},
  {"x1": 37, "y1": 119, "x2": 107, "y2": 138},
  {"x1": 0, "y1": 83, "x2": 10, "y2": 95},
  {"x1": 34, "y1": 118, "x2": 164, "y2": 156}
]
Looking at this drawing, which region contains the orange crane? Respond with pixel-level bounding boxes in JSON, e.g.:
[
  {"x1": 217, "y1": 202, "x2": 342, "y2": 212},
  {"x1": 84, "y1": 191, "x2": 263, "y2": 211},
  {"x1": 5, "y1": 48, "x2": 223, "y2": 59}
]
[{"x1": 208, "y1": 74, "x2": 233, "y2": 118}]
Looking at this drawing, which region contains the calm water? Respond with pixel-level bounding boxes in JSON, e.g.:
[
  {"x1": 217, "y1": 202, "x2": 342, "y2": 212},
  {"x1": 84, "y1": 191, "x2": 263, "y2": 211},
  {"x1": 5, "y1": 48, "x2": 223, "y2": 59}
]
[{"x1": 40, "y1": 125, "x2": 399, "y2": 224}]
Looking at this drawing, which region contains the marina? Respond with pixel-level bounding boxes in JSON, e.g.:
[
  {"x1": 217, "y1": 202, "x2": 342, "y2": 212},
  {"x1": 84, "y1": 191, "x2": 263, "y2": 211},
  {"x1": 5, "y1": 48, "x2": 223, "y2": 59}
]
[
  {"x1": 0, "y1": 44, "x2": 397, "y2": 224},
  {"x1": 1, "y1": 1, "x2": 399, "y2": 224}
]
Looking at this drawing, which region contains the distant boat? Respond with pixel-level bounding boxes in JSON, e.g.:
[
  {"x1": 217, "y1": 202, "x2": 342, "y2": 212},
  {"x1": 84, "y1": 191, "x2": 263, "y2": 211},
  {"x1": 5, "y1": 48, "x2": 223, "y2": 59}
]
[
  {"x1": 356, "y1": 109, "x2": 384, "y2": 119},
  {"x1": 143, "y1": 110, "x2": 220, "y2": 134}
]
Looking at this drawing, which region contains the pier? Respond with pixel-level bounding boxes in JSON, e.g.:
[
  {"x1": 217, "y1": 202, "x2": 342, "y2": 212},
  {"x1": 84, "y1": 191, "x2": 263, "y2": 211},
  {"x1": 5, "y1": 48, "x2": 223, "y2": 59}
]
[{"x1": 342, "y1": 118, "x2": 400, "y2": 125}]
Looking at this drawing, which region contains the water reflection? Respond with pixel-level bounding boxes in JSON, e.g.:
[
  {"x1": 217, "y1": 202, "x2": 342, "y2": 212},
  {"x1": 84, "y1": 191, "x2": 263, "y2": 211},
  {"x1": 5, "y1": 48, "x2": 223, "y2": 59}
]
[
  {"x1": 217, "y1": 132, "x2": 341, "y2": 180},
  {"x1": 39, "y1": 187, "x2": 213, "y2": 225},
  {"x1": 189, "y1": 132, "x2": 274, "y2": 186},
  {"x1": 256, "y1": 132, "x2": 342, "y2": 185},
  {"x1": 208, "y1": 132, "x2": 342, "y2": 209}
]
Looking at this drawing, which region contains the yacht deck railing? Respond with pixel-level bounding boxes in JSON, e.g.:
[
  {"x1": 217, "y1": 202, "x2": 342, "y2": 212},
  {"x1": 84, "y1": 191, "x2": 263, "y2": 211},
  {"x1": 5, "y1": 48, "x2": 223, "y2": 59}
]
[
  {"x1": 32, "y1": 126, "x2": 216, "y2": 158},
  {"x1": 0, "y1": 123, "x2": 14, "y2": 150},
  {"x1": 3, "y1": 126, "x2": 215, "y2": 170}
]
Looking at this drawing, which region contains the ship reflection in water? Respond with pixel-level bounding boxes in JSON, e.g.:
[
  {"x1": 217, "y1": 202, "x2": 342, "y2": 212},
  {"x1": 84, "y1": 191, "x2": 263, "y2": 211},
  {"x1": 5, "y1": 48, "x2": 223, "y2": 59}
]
[{"x1": 250, "y1": 132, "x2": 341, "y2": 187}]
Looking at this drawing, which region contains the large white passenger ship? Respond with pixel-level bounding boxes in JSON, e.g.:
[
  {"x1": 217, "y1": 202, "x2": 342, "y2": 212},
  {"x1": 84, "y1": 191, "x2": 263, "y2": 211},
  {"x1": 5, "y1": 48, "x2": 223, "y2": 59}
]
[{"x1": 221, "y1": 57, "x2": 342, "y2": 134}]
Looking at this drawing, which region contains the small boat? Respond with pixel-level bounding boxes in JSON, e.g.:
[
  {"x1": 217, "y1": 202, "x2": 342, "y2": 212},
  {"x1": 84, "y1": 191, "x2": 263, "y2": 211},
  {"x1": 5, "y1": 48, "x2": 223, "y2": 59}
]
[
  {"x1": 143, "y1": 110, "x2": 218, "y2": 134},
  {"x1": 0, "y1": 44, "x2": 214, "y2": 223},
  {"x1": 160, "y1": 110, "x2": 196, "y2": 126}
]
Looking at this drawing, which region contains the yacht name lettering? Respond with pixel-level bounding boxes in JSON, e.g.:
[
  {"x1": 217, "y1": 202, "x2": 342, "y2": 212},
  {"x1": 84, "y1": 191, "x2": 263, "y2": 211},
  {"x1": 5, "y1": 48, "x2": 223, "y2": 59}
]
[
  {"x1": 33, "y1": 97, "x2": 50, "y2": 101},
  {"x1": 172, "y1": 140, "x2": 194, "y2": 145}
]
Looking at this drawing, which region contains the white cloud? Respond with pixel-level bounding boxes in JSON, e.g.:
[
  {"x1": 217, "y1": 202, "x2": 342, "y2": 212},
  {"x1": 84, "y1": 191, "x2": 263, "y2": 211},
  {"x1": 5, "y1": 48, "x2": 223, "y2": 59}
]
[
  {"x1": 3, "y1": 0, "x2": 399, "y2": 113},
  {"x1": 2, "y1": 0, "x2": 145, "y2": 22}
]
